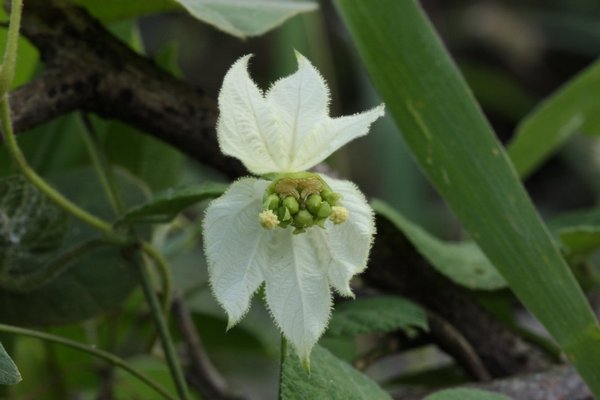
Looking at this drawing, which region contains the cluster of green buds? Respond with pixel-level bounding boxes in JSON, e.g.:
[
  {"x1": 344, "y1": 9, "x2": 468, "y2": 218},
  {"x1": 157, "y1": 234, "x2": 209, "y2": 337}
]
[{"x1": 258, "y1": 172, "x2": 348, "y2": 234}]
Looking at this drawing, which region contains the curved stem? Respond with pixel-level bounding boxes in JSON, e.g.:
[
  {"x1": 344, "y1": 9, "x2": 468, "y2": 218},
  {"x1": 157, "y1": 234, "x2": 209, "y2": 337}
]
[
  {"x1": 0, "y1": 324, "x2": 176, "y2": 400},
  {"x1": 142, "y1": 241, "x2": 173, "y2": 316},
  {"x1": 0, "y1": 0, "x2": 22, "y2": 95},
  {"x1": 133, "y1": 248, "x2": 190, "y2": 400},
  {"x1": 0, "y1": 95, "x2": 119, "y2": 239}
]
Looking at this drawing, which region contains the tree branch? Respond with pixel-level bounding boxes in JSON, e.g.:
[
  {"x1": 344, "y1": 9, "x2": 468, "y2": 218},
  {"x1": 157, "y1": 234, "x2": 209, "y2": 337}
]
[
  {"x1": 10, "y1": 0, "x2": 244, "y2": 178},
  {"x1": 367, "y1": 216, "x2": 553, "y2": 377},
  {"x1": 171, "y1": 294, "x2": 242, "y2": 400}
]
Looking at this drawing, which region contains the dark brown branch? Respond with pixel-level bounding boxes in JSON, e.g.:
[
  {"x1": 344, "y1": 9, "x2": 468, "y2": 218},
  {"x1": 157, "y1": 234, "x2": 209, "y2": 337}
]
[
  {"x1": 171, "y1": 294, "x2": 242, "y2": 400},
  {"x1": 10, "y1": 0, "x2": 555, "y2": 381},
  {"x1": 367, "y1": 216, "x2": 552, "y2": 377},
  {"x1": 10, "y1": 0, "x2": 245, "y2": 178},
  {"x1": 426, "y1": 311, "x2": 492, "y2": 382}
]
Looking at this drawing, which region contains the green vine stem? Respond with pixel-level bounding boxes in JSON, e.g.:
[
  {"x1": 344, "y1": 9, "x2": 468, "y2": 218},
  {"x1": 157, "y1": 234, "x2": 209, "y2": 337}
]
[
  {"x1": 0, "y1": 0, "x2": 22, "y2": 95},
  {"x1": 142, "y1": 241, "x2": 173, "y2": 316},
  {"x1": 132, "y1": 248, "x2": 191, "y2": 400},
  {"x1": 0, "y1": 0, "x2": 120, "y2": 241},
  {"x1": 0, "y1": 324, "x2": 176, "y2": 400}
]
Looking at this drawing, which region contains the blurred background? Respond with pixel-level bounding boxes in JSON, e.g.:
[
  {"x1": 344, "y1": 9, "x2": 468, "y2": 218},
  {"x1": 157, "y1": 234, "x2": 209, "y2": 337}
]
[{"x1": 2, "y1": 0, "x2": 600, "y2": 398}]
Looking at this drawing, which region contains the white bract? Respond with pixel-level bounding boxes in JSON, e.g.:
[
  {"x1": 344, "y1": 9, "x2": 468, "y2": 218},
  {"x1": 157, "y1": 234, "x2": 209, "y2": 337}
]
[{"x1": 203, "y1": 51, "x2": 384, "y2": 367}]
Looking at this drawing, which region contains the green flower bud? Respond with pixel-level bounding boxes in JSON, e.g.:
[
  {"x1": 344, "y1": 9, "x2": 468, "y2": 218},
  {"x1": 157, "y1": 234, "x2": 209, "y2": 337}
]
[
  {"x1": 263, "y1": 194, "x2": 280, "y2": 211},
  {"x1": 277, "y1": 206, "x2": 292, "y2": 222},
  {"x1": 321, "y1": 189, "x2": 340, "y2": 205},
  {"x1": 315, "y1": 217, "x2": 327, "y2": 228},
  {"x1": 283, "y1": 196, "x2": 299, "y2": 215},
  {"x1": 306, "y1": 194, "x2": 322, "y2": 214},
  {"x1": 294, "y1": 209, "x2": 313, "y2": 228},
  {"x1": 316, "y1": 202, "x2": 331, "y2": 219}
]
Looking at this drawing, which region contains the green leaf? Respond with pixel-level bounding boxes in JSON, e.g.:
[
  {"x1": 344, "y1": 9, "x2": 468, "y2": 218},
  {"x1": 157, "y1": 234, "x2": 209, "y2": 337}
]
[
  {"x1": 507, "y1": 59, "x2": 600, "y2": 179},
  {"x1": 0, "y1": 169, "x2": 148, "y2": 325},
  {"x1": 70, "y1": 0, "x2": 180, "y2": 20},
  {"x1": 326, "y1": 296, "x2": 427, "y2": 338},
  {"x1": 423, "y1": 388, "x2": 510, "y2": 400},
  {"x1": 115, "y1": 183, "x2": 227, "y2": 227},
  {"x1": 335, "y1": 0, "x2": 600, "y2": 395},
  {"x1": 281, "y1": 344, "x2": 390, "y2": 400},
  {"x1": 0, "y1": 341, "x2": 20, "y2": 385},
  {"x1": 373, "y1": 200, "x2": 506, "y2": 290},
  {"x1": 0, "y1": 175, "x2": 68, "y2": 276},
  {"x1": 173, "y1": 0, "x2": 318, "y2": 39},
  {"x1": 559, "y1": 227, "x2": 600, "y2": 256},
  {"x1": 548, "y1": 208, "x2": 600, "y2": 256}
]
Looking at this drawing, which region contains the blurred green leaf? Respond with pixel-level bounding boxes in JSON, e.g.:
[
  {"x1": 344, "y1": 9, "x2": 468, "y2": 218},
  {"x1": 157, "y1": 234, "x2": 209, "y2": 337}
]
[
  {"x1": 559, "y1": 227, "x2": 600, "y2": 256},
  {"x1": 70, "y1": 0, "x2": 180, "y2": 20},
  {"x1": 174, "y1": 0, "x2": 318, "y2": 39},
  {"x1": 0, "y1": 341, "x2": 20, "y2": 385},
  {"x1": 423, "y1": 388, "x2": 509, "y2": 400},
  {"x1": 0, "y1": 175, "x2": 68, "y2": 278},
  {"x1": 548, "y1": 207, "x2": 600, "y2": 256},
  {"x1": 460, "y1": 62, "x2": 536, "y2": 122},
  {"x1": 326, "y1": 296, "x2": 427, "y2": 338},
  {"x1": 0, "y1": 169, "x2": 148, "y2": 326},
  {"x1": 115, "y1": 183, "x2": 226, "y2": 227},
  {"x1": 507, "y1": 59, "x2": 600, "y2": 179},
  {"x1": 373, "y1": 200, "x2": 507, "y2": 290},
  {"x1": 336, "y1": 0, "x2": 600, "y2": 394},
  {"x1": 281, "y1": 344, "x2": 390, "y2": 400}
]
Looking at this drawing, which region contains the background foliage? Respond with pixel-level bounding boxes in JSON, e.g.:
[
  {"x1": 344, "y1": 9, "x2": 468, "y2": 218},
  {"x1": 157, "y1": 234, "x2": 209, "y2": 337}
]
[{"x1": 0, "y1": 0, "x2": 599, "y2": 399}]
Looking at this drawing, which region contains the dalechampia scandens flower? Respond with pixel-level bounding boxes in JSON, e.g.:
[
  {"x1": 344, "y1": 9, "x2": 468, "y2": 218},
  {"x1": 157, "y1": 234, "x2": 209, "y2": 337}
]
[{"x1": 203, "y1": 51, "x2": 384, "y2": 367}]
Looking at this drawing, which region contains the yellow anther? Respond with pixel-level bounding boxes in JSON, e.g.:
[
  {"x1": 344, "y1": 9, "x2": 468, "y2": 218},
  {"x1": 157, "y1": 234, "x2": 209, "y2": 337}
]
[
  {"x1": 330, "y1": 206, "x2": 348, "y2": 224},
  {"x1": 259, "y1": 209, "x2": 279, "y2": 229}
]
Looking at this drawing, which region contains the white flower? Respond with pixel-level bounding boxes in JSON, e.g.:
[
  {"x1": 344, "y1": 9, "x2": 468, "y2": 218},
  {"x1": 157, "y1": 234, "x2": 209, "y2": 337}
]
[{"x1": 203, "y1": 51, "x2": 384, "y2": 366}]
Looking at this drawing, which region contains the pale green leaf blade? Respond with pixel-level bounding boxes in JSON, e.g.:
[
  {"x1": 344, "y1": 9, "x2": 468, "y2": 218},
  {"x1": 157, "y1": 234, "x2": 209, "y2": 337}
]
[
  {"x1": 326, "y1": 296, "x2": 427, "y2": 338},
  {"x1": 0, "y1": 341, "x2": 21, "y2": 385},
  {"x1": 559, "y1": 227, "x2": 600, "y2": 256},
  {"x1": 281, "y1": 344, "x2": 390, "y2": 400},
  {"x1": 548, "y1": 207, "x2": 600, "y2": 256},
  {"x1": 115, "y1": 183, "x2": 227, "y2": 227},
  {"x1": 424, "y1": 388, "x2": 510, "y2": 400},
  {"x1": 174, "y1": 0, "x2": 318, "y2": 39},
  {"x1": 507, "y1": 59, "x2": 600, "y2": 179},
  {"x1": 373, "y1": 200, "x2": 506, "y2": 290},
  {"x1": 335, "y1": 0, "x2": 600, "y2": 394}
]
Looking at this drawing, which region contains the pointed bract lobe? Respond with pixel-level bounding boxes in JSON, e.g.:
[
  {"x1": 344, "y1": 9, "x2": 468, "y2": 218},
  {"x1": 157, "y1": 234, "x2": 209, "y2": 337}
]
[
  {"x1": 262, "y1": 230, "x2": 332, "y2": 364},
  {"x1": 266, "y1": 51, "x2": 331, "y2": 171},
  {"x1": 203, "y1": 178, "x2": 272, "y2": 327},
  {"x1": 309, "y1": 176, "x2": 375, "y2": 297},
  {"x1": 217, "y1": 52, "x2": 384, "y2": 174},
  {"x1": 217, "y1": 55, "x2": 286, "y2": 175}
]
